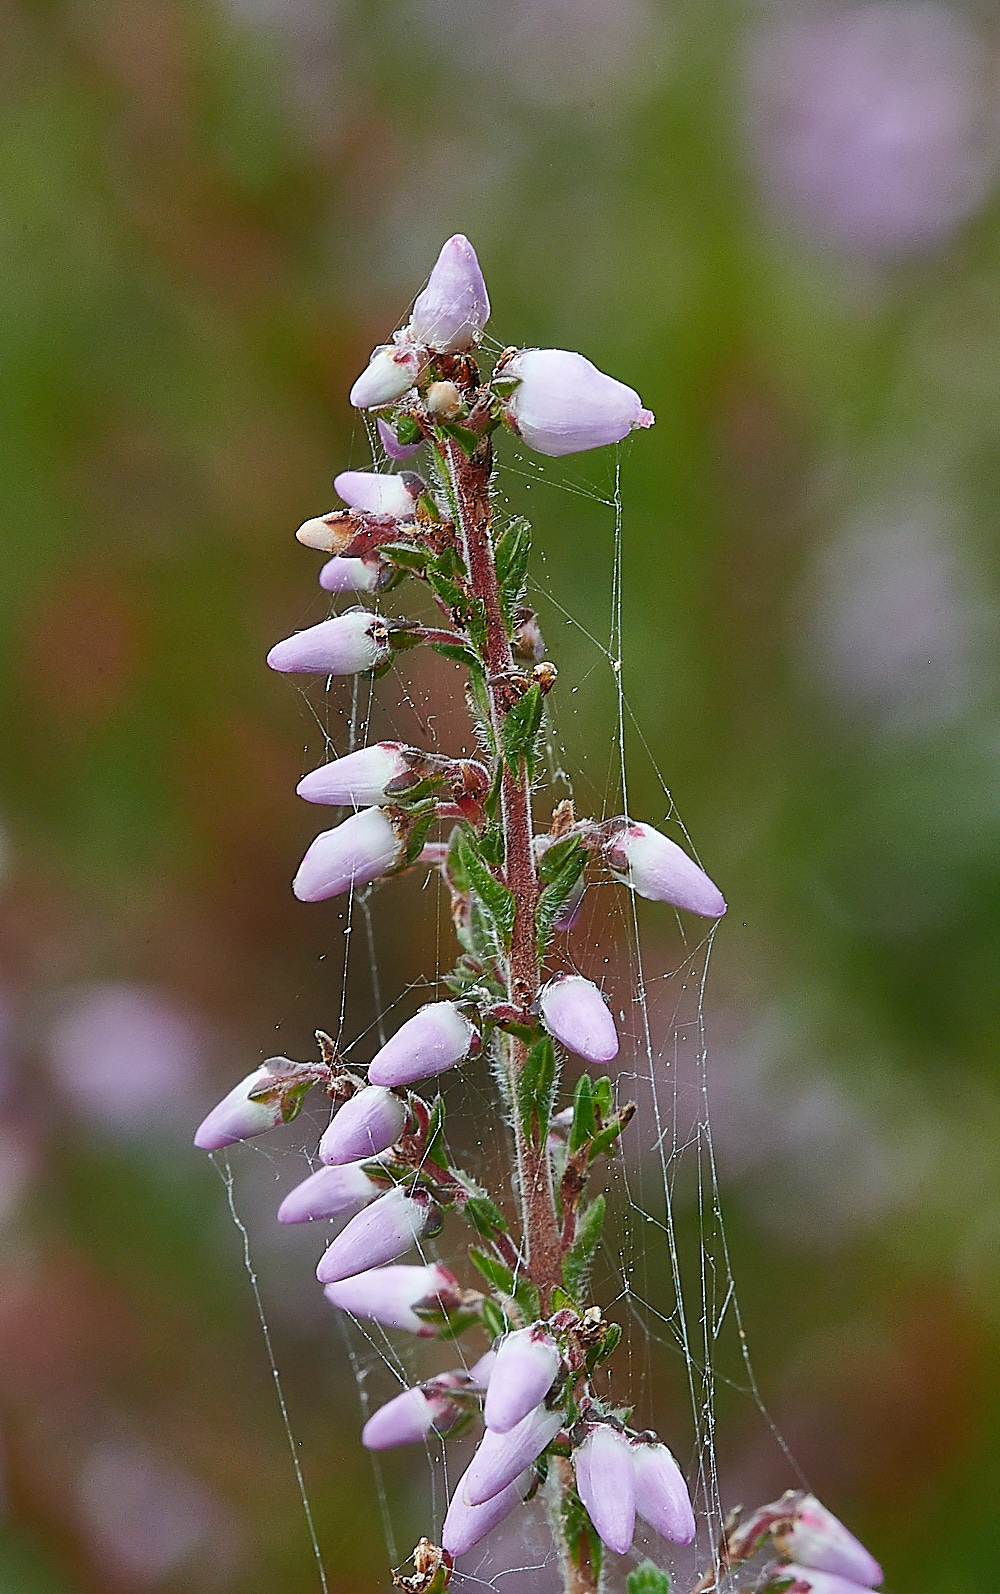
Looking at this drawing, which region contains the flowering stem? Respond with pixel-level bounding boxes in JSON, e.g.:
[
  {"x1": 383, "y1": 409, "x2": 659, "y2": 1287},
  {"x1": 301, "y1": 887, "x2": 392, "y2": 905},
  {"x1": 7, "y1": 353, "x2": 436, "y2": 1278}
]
[{"x1": 443, "y1": 434, "x2": 594, "y2": 1594}]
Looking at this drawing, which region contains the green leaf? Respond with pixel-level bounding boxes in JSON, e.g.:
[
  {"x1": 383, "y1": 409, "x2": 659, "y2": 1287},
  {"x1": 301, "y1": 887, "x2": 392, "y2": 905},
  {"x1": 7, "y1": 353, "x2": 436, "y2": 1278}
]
[
  {"x1": 516, "y1": 1034, "x2": 557, "y2": 1146},
  {"x1": 394, "y1": 415, "x2": 423, "y2": 445},
  {"x1": 468, "y1": 1248, "x2": 514, "y2": 1295},
  {"x1": 591, "y1": 1321, "x2": 622, "y2": 1366},
  {"x1": 626, "y1": 1562, "x2": 672, "y2": 1594},
  {"x1": 432, "y1": 546, "x2": 465, "y2": 578},
  {"x1": 458, "y1": 835, "x2": 516, "y2": 948},
  {"x1": 592, "y1": 1076, "x2": 613, "y2": 1120},
  {"x1": 481, "y1": 1297, "x2": 508, "y2": 1340},
  {"x1": 439, "y1": 421, "x2": 480, "y2": 457},
  {"x1": 434, "y1": 1308, "x2": 484, "y2": 1342},
  {"x1": 562, "y1": 1194, "x2": 605, "y2": 1299},
  {"x1": 495, "y1": 519, "x2": 531, "y2": 627},
  {"x1": 423, "y1": 1096, "x2": 448, "y2": 1168},
  {"x1": 548, "y1": 1285, "x2": 578, "y2": 1316},
  {"x1": 536, "y1": 838, "x2": 587, "y2": 953},
  {"x1": 404, "y1": 805, "x2": 438, "y2": 864},
  {"x1": 562, "y1": 1487, "x2": 602, "y2": 1583},
  {"x1": 500, "y1": 683, "x2": 543, "y2": 778},
  {"x1": 379, "y1": 541, "x2": 429, "y2": 571},
  {"x1": 569, "y1": 1074, "x2": 597, "y2": 1153},
  {"x1": 463, "y1": 1193, "x2": 509, "y2": 1238},
  {"x1": 416, "y1": 491, "x2": 441, "y2": 521},
  {"x1": 478, "y1": 822, "x2": 504, "y2": 867},
  {"x1": 466, "y1": 668, "x2": 496, "y2": 754},
  {"x1": 432, "y1": 639, "x2": 482, "y2": 673},
  {"x1": 512, "y1": 1276, "x2": 541, "y2": 1324}
]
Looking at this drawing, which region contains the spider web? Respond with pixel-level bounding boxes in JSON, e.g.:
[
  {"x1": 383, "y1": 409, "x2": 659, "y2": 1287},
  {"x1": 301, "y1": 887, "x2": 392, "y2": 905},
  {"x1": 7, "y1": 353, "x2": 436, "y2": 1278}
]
[{"x1": 213, "y1": 387, "x2": 804, "y2": 1594}]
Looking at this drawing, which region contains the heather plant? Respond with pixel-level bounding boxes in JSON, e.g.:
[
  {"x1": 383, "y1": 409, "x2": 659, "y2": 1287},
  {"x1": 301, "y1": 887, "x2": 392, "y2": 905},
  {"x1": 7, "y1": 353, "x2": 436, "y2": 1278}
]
[{"x1": 196, "y1": 237, "x2": 882, "y2": 1594}]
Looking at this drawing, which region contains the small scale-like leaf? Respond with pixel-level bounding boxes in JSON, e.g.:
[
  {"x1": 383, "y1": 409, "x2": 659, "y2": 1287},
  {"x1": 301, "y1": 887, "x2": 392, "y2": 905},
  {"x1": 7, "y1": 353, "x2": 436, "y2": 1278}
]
[
  {"x1": 464, "y1": 1193, "x2": 509, "y2": 1238},
  {"x1": 495, "y1": 519, "x2": 532, "y2": 627},
  {"x1": 548, "y1": 1285, "x2": 578, "y2": 1316},
  {"x1": 516, "y1": 1034, "x2": 557, "y2": 1145},
  {"x1": 592, "y1": 1321, "x2": 623, "y2": 1364},
  {"x1": 380, "y1": 541, "x2": 429, "y2": 571},
  {"x1": 458, "y1": 835, "x2": 516, "y2": 947},
  {"x1": 569, "y1": 1074, "x2": 597, "y2": 1154},
  {"x1": 512, "y1": 1276, "x2": 542, "y2": 1324},
  {"x1": 481, "y1": 1297, "x2": 508, "y2": 1341},
  {"x1": 423, "y1": 1095, "x2": 448, "y2": 1168},
  {"x1": 468, "y1": 1248, "x2": 514, "y2": 1295},
  {"x1": 500, "y1": 684, "x2": 543, "y2": 778},
  {"x1": 404, "y1": 805, "x2": 438, "y2": 864},
  {"x1": 440, "y1": 421, "x2": 481, "y2": 457},
  {"x1": 592, "y1": 1076, "x2": 613, "y2": 1120},
  {"x1": 536, "y1": 838, "x2": 586, "y2": 952},
  {"x1": 626, "y1": 1562, "x2": 672, "y2": 1594},
  {"x1": 394, "y1": 415, "x2": 423, "y2": 446},
  {"x1": 432, "y1": 639, "x2": 482, "y2": 673},
  {"x1": 562, "y1": 1193, "x2": 605, "y2": 1299}
]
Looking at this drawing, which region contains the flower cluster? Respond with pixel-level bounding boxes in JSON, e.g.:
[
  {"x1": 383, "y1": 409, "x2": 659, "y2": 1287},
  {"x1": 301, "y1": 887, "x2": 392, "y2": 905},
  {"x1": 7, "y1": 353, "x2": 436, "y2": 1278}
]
[
  {"x1": 721, "y1": 1491, "x2": 884, "y2": 1594},
  {"x1": 194, "y1": 237, "x2": 880, "y2": 1594}
]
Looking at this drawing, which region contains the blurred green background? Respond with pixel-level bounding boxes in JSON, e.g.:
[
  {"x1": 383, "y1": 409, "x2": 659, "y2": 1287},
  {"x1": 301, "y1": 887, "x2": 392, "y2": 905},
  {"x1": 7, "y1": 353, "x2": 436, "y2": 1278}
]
[{"x1": 3, "y1": 0, "x2": 1000, "y2": 1589}]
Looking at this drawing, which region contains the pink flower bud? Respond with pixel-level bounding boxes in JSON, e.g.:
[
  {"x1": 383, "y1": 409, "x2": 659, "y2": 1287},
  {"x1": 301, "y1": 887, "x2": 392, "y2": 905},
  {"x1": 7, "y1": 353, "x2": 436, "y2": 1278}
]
[
  {"x1": 315, "y1": 1186, "x2": 436, "y2": 1283},
  {"x1": 367, "y1": 1001, "x2": 478, "y2": 1087},
  {"x1": 292, "y1": 808, "x2": 405, "y2": 903},
  {"x1": 323, "y1": 1262, "x2": 461, "y2": 1334},
  {"x1": 297, "y1": 742, "x2": 412, "y2": 808},
  {"x1": 333, "y1": 470, "x2": 421, "y2": 519},
  {"x1": 277, "y1": 1159, "x2": 383, "y2": 1223},
  {"x1": 538, "y1": 974, "x2": 618, "y2": 1064},
  {"x1": 267, "y1": 609, "x2": 391, "y2": 675},
  {"x1": 500, "y1": 349, "x2": 654, "y2": 458},
  {"x1": 319, "y1": 1084, "x2": 408, "y2": 1164},
  {"x1": 362, "y1": 1384, "x2": 459, "y2": 1450},
  {"x1": 484, "y1": 1327, "x2": 561, "y2": 1434},
  {"x1": 442, "y1": 1468, "x2": 532, "y2": 1558},
  {"x1": 468, "y1": 1349, "x2": 496, "y2": 1389},
  {"x1": 462, "y1": 1405, "x2": 562, "y2": 1507},
  {"x1": 350, "y1": 343, "x2": 427, "y2": 409},
  {"x1": 193, "y1": 1067, "x2": 284, "y2": 1150},
  {"x1": 410, "y1": 235, "x2": 490, "y2": 354},
  {"x1": 318, "y1": 557, "x2": 383, "y2": 594},
  {"x1": 572, "y1": 1426, "x2": 636, "y2": 1556},
  {"x1": 772, "y1": 1569, "x2": 874, "y2": 1594},
  {"x1": 377, "y1": 416, "x2": 422, "y2": 461},
  {"x1": 780, "y1": 1497, "x2": 882, "y2": 1588},
  {"x1": 606, "y1": 821, "x2": 726, "y2": 918},
  {"x1": 631, "y1": 1440, "x2": 695, "y2": 1545}
]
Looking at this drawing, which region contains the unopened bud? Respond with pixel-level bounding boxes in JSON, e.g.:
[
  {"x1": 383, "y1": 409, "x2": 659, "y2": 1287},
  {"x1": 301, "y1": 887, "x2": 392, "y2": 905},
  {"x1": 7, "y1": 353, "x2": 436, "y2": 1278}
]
[
  {"x1": 350, "y1": 343, "x2": 428, "y2": 409},
  {"x1": 539, "y1": 974, "x2": 618, "y2": 1064},
  {"x1": 334, "y1": 470, "x2": 422, "y2": 519},
  {"x1": 319, "y1": 556, "x2": 385, "y2": 593},
  {"x1": 409, "y1": 234, "x2": 490, "y2": 354},
  {"x1": 442, "y1": 1469, "x2": 532, "y2": 1558},
  {"x1": 631, "y1": 1439, "x2": 695, "y2": 1545},
  {"x1": 461, "y1": 1405, "x2": 562, "y2": 1507},
  {"x1": 605, "y1": 820, "x2": 726, "y2": 919},
  {"x1": 193, "y1": 1067, "x2": 285, "y2": 1150},
  {"x1": 362, "y1": 1383, "x2": 461, "y2": 1450},
  {"x1": 572, "y1": 1425, "x2": 636, "y2": 1556},
  {"x1": 320, "y1": 1084, "x2": 408, "y2": 1164},
  {"x1": 316, "y1": 1186, "x2": 437, "y2": 1283},
  {"x1": 277, "y1": 1159, "x2": 384, "y2": 1223},
  {"x1": 377, "y1": 416, "x2": 423, "y2": 461},
  {"x1": 499, "y1": 348, "x2": 654, "y2": 458},
  {"x1": 323, "y1": 1262, "x2": 461, "y2": 1334},
  {"x1": 292, "y1": 807, "x2": 405, "y2": 902},
  {"x1": 368, "y1": 1001, "x2": 478, "y2": 1087},
  {"x1": 267, "y1": 609, "x2": 391, "y2": 676},
  {"x1": 484, "y1": 1326, "x2": 561, "y2": 1434},
  {"x1": 297, "y1": 742, "x2": 414, "y2": 808},
  {"x1": 426, "y1": 380, "x2": 463, "y2": 420}
]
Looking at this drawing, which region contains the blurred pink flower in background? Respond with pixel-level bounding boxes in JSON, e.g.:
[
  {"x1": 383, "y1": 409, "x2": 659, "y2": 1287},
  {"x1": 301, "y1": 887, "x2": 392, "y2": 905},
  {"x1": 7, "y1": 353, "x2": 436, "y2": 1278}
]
[
  {"x1": 76, "y1": 1436, "x2": 238, "y2": 1588},
  {"x1": 745, "y1": 2, "x2": 998, "y2": 255},
  {"x1": 45, "y1": 985, "x2": 206, "y2": 1137}
]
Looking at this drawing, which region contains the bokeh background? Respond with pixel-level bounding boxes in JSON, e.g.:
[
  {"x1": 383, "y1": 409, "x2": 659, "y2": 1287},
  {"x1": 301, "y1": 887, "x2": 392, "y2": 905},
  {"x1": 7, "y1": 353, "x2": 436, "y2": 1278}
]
[{"x1": 3, "y1": 0, "x2": 1000, "y2": 1589}]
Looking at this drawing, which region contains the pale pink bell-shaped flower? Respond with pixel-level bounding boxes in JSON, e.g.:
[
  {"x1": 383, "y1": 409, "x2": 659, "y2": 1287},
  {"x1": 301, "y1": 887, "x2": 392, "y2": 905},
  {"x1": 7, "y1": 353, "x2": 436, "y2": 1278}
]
[
  {"x1": 631, "y1": 1440, "x2": 695, "y2": 1544},
  {"x1": 350, "y1": 343, "x2": 428, "y2": 409},
  {"x1": 333, "y1": 470, "x2": 421, "y2": 519},
  {"x1": 297, "y1": 742, "x2": 412, "y2": 808},
  {"x1": 462, "y1": 1405, "x2": 562, "y2": 1506},
  {"x1": 484, "y1": 1327, "x2": 561, "y2": 1434},
  {"x1": 315, "y1": 1186, "x2": 435, "y2": 1283},
  {"x1": 410, "y1": 234, "x2": 491, "y2": 354},
  {"x1": 362, "y1": 1383, "x2": 460, "y2": 1450},
  {"x1": 442, "y1": 1468, "x2": 532, "y2": 1558},
  {"x1": 367, "y1": 1001, "x2": 477, "y2": 1087},
  {"x1": 267, "y1": 609, "x2": 391, "y2": 676},
  {"x1": 377, "y1": 416, "x2": 422, "y2": 461},
  {"x1": 572, "y1": 1425, "x2": 636, "y2": 1556},
  {"x1": 606, "y1": 821, "x2": 726, "y2": 918},
  {"x1": 319, "y1": 1084, "x2": 408, "y2": 1164},
  {"x1": 781, "y1": 1496, "x2": 882, "y2": 1587},
  {"x1": 500, "y1": 349, "x2": 654, "y2": 457},
  {"x1": 293, "y1": 808, "x2": 405, "y2": 903},
  {"x1": 277, "y1": 1159, "x2": 384, "y2": 1223},
  {"x1": 318, "y1": 557, "x2": 383, "y2": 594},
  {"x1": 771, "y1": 1568, "x2": 874, "y2": 1594},
  {"x1": 539, "y1": 974, "x2": 619, "y2": 1063},
  {"x1": 193, "y1": 1067, "x2": 284, "y2": 1150},
  {"x1": 323, "y1": 1262, "x2": 461, "y2": 1334}
]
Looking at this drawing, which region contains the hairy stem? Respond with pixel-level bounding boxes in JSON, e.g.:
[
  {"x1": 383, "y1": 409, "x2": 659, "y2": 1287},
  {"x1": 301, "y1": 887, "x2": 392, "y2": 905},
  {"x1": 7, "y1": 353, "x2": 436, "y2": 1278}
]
[{"x1": 444, "y1": 434, "x2": 595, "y2": 1594}]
